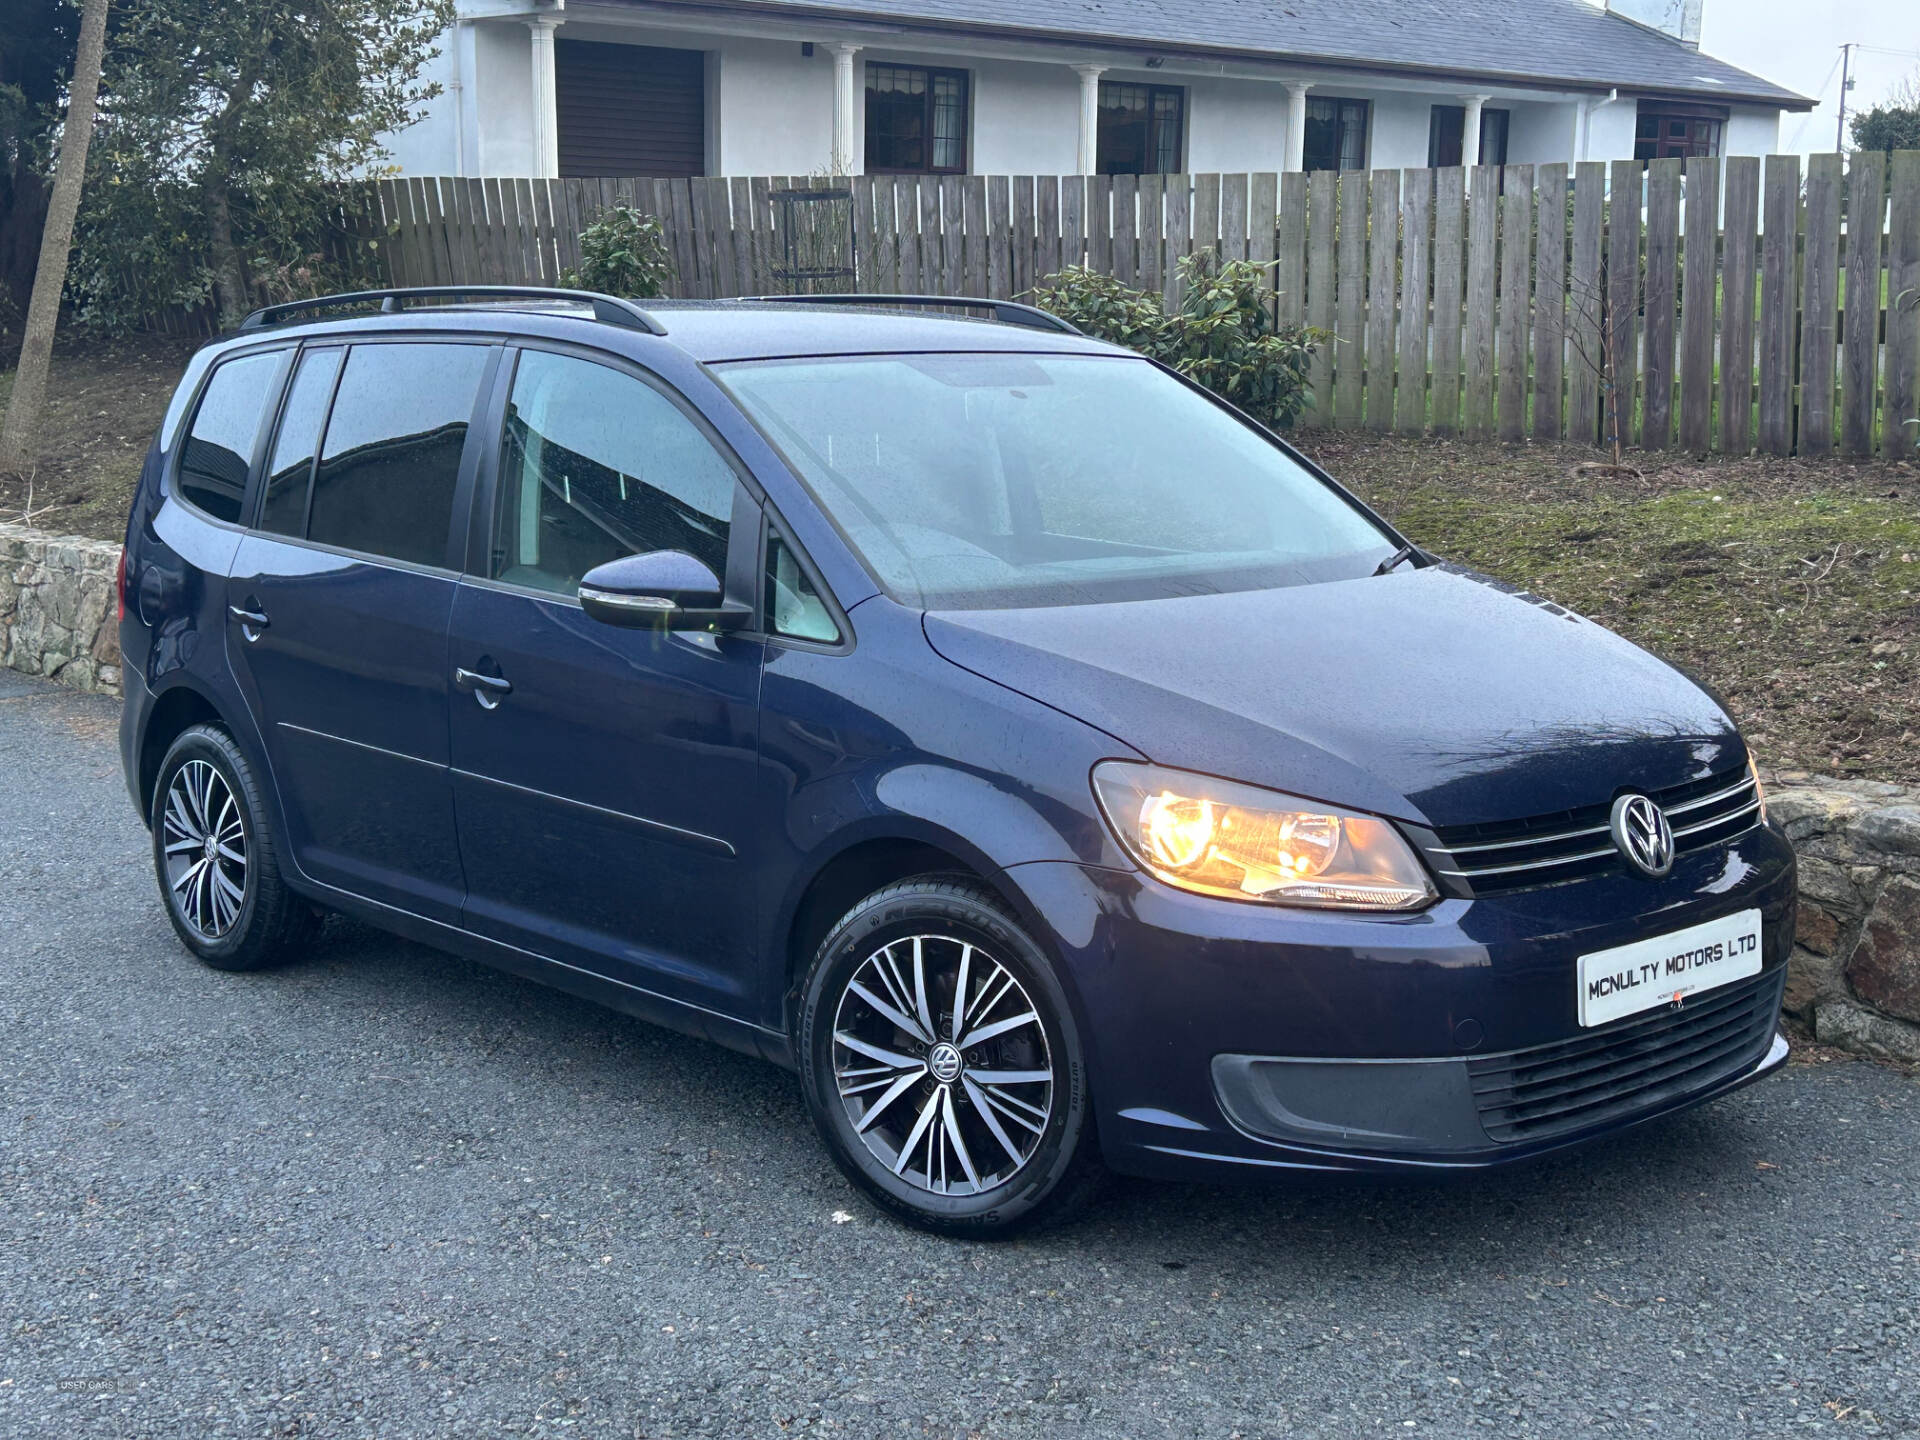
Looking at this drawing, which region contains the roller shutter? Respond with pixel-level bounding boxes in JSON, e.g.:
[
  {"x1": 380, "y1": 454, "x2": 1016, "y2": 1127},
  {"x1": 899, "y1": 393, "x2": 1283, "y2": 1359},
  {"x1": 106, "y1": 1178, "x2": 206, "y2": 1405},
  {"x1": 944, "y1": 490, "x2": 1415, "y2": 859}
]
[{"x1": 555, "y1": 40, "x2": 706, "y2": 178}]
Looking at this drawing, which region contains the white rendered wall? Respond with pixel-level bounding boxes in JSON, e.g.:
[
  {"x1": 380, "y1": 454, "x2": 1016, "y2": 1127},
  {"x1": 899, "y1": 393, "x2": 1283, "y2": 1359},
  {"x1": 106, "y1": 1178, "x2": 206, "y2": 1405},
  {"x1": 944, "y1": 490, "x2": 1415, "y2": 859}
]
[
  {"x1": 472, "y1": 21, "x2": 536, "y2": 175},
  {"x1": 1724, "y1": 106, "x2": 1781, "y2": 156},
  {"x1": 376, "y1": 18, "x2": 1786, "y2": 179},
  {"x1": 1506, "y1": 102, "x2": 1581, "y2": 164},
  {"x1": 713, "y1": 36, "x2": 836, "y2": 175},
  {"x1": 1182, "y1": 76, "x2": 1287, "y2": 174}
]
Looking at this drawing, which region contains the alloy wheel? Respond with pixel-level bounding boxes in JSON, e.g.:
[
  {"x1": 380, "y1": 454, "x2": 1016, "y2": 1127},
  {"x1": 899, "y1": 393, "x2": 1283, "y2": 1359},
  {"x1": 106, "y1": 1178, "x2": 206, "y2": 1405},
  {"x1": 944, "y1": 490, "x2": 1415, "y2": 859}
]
[
  {"x1": 831, "y1": 934, "x2": 1055, "y2": 1196},
  {"x1": 160, "y1": 759, "x2": 248, "y2": 940}
]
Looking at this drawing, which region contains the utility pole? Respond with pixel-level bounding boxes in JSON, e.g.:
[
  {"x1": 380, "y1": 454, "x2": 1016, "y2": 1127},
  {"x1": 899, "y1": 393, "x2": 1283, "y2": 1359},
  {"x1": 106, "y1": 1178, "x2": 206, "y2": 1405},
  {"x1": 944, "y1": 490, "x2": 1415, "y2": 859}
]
[{"x1": 1836, "y1": 42, "x2": 1855, "y2": 151}]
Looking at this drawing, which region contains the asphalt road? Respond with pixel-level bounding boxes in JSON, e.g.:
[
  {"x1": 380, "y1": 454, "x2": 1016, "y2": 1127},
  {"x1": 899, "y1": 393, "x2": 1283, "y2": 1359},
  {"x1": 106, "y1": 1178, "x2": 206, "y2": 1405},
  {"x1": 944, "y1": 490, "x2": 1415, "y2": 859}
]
[{"x1": 2, "y1": 672, "x2": 1916, "y2": 1440}]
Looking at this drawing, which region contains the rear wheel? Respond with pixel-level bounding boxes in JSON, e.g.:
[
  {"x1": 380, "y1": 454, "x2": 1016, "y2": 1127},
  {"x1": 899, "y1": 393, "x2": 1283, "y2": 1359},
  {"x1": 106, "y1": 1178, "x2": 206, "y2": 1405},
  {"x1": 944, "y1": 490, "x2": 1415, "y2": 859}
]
[
  {"x1": 796, "y1": 877, "x2": 1101, "y2": 1236},
  {"x1": 150, "y1": 724, "x2": 316, "y2": 971}
]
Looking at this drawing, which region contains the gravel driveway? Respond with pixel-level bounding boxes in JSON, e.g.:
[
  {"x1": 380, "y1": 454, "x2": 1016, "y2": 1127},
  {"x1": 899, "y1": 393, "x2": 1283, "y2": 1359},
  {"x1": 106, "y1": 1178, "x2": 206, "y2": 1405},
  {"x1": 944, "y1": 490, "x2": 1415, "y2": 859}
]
[{"x1": 2, "y1": 672, "x2": 1915, "y2": 1438}]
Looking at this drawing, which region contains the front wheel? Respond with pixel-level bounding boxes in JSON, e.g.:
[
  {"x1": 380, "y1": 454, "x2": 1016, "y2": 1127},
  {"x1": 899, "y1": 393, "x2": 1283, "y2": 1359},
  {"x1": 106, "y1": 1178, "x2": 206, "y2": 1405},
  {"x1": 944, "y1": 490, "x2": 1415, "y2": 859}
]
[{"x1": 795, "y1": 877, "x2": 1102, "y2": 1237}]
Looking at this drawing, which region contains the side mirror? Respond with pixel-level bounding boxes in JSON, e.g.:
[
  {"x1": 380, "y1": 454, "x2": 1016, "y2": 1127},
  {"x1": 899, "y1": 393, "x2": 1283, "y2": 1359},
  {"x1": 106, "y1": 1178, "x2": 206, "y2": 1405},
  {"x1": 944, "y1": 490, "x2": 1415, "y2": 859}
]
[{"x1": 578, "y1": 551, "x2": 750, "y2": 631}]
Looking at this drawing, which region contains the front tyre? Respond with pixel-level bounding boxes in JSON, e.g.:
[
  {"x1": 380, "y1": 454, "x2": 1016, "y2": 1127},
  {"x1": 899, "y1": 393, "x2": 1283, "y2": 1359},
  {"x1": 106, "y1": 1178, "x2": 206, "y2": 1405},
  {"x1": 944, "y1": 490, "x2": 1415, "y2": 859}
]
[
  {"x1": 796, "y1": 877, "x2": 1101, "y2": 1237},
  {"x1": 150, "y1": 723, "x2": 316, "y2": 971}
]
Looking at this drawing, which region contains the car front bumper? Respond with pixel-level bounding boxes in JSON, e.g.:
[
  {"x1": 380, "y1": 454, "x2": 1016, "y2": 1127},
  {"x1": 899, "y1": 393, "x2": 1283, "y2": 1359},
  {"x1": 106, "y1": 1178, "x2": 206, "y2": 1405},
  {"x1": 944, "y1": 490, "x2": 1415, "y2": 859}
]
[{"x1": 1004, "y1": 821, "x2": 1796, "y2": 1181}]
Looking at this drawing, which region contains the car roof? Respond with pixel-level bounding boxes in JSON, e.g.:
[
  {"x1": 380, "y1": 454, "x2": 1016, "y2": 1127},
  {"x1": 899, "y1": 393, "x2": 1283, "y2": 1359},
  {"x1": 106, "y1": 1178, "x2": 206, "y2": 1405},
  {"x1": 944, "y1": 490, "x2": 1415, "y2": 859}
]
[{"x1": 212, "y1": 297, "x2": 1128, "y2": 367}]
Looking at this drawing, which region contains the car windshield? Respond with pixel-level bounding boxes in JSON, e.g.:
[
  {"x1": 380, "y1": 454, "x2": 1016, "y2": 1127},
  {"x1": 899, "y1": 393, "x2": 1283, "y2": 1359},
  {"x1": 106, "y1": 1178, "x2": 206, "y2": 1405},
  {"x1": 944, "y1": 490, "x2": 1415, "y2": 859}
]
[{"x1": 717, "y1": 352, "x2": 1398, "y2": 610}]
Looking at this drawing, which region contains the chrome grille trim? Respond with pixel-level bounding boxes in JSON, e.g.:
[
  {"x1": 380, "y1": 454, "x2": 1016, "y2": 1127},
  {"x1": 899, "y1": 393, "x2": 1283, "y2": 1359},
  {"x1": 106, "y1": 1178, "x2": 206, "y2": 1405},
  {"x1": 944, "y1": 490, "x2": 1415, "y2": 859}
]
[{"x1": 1422, "y1": 769, "x2": 1761, "y2": 894}]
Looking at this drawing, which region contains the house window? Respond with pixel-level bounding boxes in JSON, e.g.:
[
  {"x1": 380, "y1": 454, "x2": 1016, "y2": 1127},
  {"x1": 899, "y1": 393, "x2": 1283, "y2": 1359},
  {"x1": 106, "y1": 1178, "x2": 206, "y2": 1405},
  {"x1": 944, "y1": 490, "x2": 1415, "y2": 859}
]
[
  {"x1": 865, "y1": 65, "x2": 968, "y2": 173},
  {"x1": 1634, "y1": 102, "x2": 1724, "y2": 161},
  {"x1": 1302, "y1": 97, "x2": 1369, "y2": 172},
  {"x1": 1427, "y1": 105, "x2": 1510, "y2": 167},
  {"x1": 1098, "y1": 82, "x2": 1184, "y2": 174}
]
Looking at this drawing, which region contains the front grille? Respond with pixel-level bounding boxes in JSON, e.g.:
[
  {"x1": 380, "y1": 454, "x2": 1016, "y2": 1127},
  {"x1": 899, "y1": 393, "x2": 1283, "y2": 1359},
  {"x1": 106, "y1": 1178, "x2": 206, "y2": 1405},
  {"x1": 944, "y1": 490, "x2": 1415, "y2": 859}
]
[
  {"x1": 1422, "y1": 767, "x2": 1761, "y2": 894},
  {"x1": 1467, "y1": 970, "x2": 1782, "y2": 1145}
]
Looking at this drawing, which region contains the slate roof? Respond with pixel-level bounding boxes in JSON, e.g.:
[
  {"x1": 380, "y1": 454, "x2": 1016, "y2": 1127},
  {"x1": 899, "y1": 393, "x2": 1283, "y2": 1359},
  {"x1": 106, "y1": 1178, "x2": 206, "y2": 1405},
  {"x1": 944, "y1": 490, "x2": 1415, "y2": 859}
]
[{"x1": 689, "y1": 0, "x2": 1810, "y2": 107}]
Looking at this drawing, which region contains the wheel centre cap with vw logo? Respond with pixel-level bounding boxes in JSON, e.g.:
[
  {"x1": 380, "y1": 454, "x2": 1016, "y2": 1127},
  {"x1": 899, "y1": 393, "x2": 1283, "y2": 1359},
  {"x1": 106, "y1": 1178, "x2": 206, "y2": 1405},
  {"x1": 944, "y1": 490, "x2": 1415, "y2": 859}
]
[
  {"x1": 1610, "y1": 793, "x2": 1675, "y2": 878},
  {"x1": 927, "y1": 1042, "x2": 964, "y2": 1084}
]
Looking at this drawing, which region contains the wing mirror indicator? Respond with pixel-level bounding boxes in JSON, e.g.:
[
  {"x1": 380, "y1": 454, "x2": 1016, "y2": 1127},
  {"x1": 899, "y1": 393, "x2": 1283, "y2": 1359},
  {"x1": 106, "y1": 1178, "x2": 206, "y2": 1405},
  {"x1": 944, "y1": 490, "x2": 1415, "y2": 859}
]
[{"x1": 578, "y1": 550, "x2": 751, "y2": 632}]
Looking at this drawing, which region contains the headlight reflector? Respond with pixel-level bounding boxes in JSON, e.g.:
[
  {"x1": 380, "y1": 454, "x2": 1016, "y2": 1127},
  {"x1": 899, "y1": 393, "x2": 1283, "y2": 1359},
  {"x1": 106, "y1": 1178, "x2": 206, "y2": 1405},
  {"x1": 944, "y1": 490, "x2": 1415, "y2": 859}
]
[{"x1": 1093, "y1": 762, "x2": 1437, "y2": 911}]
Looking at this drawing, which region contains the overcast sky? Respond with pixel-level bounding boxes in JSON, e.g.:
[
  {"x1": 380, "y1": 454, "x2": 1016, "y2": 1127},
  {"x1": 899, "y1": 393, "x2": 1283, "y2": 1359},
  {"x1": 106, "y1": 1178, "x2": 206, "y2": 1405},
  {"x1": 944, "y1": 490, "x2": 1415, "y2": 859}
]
[{"x1": 1697, "y1": 0, "x2": 1919, "y2": 153}]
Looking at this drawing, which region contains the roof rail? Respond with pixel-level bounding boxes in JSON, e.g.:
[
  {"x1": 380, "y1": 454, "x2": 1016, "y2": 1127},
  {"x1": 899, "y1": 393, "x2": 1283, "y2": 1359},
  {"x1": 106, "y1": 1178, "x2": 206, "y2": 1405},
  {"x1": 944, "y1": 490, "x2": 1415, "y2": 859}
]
[
  {"x1": 239, "y1": 285, "x2": 668, "y2": 336},
  {"x1": 737, "y1": 293, "x2": 1080, "y2": 336}
]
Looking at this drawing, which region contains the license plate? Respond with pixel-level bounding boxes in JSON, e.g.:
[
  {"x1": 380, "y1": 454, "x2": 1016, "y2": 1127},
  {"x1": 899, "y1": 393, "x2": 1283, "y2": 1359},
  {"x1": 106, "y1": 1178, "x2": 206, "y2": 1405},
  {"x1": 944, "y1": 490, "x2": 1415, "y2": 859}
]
[{"x1": 1577, "y1": 908, "x2": 1763, "y2": 1027}]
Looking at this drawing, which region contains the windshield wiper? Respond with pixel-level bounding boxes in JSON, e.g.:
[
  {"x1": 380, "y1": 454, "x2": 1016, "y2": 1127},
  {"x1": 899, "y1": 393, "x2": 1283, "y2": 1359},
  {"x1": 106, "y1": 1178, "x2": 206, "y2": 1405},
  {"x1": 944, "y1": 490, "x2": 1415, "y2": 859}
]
[{"x1": 1372, "y1": 544, "x2": 1418, "y2": 577}]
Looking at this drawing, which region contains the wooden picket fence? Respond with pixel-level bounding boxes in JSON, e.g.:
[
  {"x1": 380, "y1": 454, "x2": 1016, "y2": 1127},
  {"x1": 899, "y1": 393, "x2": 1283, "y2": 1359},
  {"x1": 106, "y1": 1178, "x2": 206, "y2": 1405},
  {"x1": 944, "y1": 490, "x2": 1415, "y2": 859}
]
[{"x1": 334, "y1": 156, "x2": 1919, "y2": 455}]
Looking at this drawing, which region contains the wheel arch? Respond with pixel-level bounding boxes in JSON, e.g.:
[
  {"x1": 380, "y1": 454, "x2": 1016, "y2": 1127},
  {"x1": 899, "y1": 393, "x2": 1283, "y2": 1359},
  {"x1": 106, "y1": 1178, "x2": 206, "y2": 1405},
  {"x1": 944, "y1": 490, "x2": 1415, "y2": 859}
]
[
  {"x1": 136, "y1": 680, "x2": 230, "y2": 822},
  {"x1": 776, "y1": 825, "x2": 1057, "y2": 1032}
]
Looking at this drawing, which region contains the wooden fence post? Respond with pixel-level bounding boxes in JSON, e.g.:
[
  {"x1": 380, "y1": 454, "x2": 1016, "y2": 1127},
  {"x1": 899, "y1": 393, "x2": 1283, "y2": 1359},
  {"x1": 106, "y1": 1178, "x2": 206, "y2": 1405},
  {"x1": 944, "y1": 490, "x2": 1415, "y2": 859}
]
[
  {"x1": 1367, "y1": 168, "x2": 1400, "y2": 432},
  {"x1": 1799, "y1": 152, "x2": 1843, "y2": 455},
  {"x1": 1532, "y1": 163, "x2": 1567, "y2": 442},
  {"x1": 1841, "y1": 152, "x2": 1886, "y2": 456},
  {"x1": 1886, "y1": 150, "x2": 1920, "y2": 458},
  {"x1": 1566, "y1": 163, "x2": 1606, "y2": 445},
  {"x1": 1719, "y1": 157, "x2": 1759, "y2": 454},
  {"x1": 1607, "y1": 158, "x2": 1642, "y2": 454},
  {"x1": 1641, "y1": 158, "x2": 1682, "y2": 448},
  {"x1": 1678, "y1": 156, "x2": 1719, "y2": 453},
  {"x1": 1335, "y1": 171, "x2": 1369, "y2": 428},
  {"x1": 1304, "y1": 171, "x2": 1336, "y2": 424},
  {"x1": 1396, "y1": 169, "x2": 1433, "y2": 435},
  {"x1": 1757, "y1": 154, "x2": 1800, "y2": 455},
  {"x1": 1464, "y1": 164, "x2": 1499, "y2": 439},
  {"x1": 1430, "y1": 168, "x2": 1466, "y2": 436},
  {"x1": 1497, "y1": 163, "x2": 1534, "y2": 441}
]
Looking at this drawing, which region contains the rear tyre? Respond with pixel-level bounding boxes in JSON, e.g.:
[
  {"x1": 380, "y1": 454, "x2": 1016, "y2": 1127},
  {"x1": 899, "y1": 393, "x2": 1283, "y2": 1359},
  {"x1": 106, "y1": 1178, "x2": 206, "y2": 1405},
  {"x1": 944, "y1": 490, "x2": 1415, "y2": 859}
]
[
  {"x1": 796, "y1": 876, "x2": 1102, "y2": 1237},
  {"x1": 150, "y1": 724, "x2": 316, "y2": 972}
]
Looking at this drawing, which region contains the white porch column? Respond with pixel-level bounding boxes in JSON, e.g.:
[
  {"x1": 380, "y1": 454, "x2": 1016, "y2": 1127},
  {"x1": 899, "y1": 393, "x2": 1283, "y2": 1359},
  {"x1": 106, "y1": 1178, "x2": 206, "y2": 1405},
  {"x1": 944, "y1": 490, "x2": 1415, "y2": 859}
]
[
  {"x1": 1073, "y1": 65, "x2": 1105, "y2": 175},
  {"x1": 831, "y1": 44, "x2": 862, "y2": 175},
  {"x1": 1461, "y1": 93, "x2": 1491, "y2": 169},
  {"x1": 1284, "y1": 81, "x2": 1311, "y2": 172},
  {"x1": 527, "y1": 15, "x2": 563, "y2": 178}
]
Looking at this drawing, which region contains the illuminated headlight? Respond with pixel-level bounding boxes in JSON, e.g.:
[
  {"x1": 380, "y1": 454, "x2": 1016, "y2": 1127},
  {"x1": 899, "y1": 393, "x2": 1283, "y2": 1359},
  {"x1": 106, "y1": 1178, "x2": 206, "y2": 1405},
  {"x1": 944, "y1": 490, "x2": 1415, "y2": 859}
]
[{"x1": 1092, "y1": 762, "x2": 1438, "y2": 912}]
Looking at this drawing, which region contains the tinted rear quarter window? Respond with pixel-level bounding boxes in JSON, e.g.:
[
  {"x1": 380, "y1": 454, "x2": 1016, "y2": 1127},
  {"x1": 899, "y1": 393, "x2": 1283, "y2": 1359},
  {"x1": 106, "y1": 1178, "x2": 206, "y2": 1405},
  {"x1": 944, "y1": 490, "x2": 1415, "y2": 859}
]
[
  {"x1": 260, "y1": 346, "x2": 344, "y2": 538},
  {"x1": 308, "y1": 342, "x2": 491, "y2": 567},
  {"x1": 177, "y1": 351, "x2": 283, "y2": 523}
]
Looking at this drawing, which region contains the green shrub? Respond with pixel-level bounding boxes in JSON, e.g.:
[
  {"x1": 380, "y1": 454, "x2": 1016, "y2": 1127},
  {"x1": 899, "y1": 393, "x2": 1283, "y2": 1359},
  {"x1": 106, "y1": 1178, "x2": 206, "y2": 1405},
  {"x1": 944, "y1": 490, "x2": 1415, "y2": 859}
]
[
  {"x1": 1028, "y1": 249, "x2": 1325, "y2": 428},
  {"x1": 561, "y1": 204, "x2": 675, "y2": 299}
]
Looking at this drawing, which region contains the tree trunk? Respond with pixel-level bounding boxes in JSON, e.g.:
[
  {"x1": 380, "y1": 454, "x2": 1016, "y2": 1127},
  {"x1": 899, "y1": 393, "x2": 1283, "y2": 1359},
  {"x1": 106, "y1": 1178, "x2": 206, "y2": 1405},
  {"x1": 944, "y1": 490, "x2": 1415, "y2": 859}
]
[
  {"x1": 204, "y1": 169, "x2": 253, "y2": 331},
  {"x1": 0, "y1": 0, "x2": 109, "y2": 481}
]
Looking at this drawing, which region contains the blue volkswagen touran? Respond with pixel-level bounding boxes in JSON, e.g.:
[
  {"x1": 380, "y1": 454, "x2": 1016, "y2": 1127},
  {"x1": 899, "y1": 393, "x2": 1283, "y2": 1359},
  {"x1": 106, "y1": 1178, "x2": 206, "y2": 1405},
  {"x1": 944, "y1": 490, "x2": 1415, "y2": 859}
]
[{"x1": 120, "y1": 287, "x2": 1793, "y2": 1235}]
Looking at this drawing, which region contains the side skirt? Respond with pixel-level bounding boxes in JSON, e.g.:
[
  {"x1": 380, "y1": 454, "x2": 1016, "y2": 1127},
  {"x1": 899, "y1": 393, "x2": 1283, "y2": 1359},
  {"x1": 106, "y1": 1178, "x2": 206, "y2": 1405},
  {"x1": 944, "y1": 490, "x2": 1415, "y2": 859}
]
[{"x1": 288, "y1": 874, "x2": 796, "y2": 1070}]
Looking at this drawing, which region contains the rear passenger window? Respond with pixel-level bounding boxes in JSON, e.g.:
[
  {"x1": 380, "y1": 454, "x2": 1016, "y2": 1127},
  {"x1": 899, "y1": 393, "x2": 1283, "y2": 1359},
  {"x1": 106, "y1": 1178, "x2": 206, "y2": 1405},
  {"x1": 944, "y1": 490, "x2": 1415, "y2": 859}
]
[
  {"x1": 177, "y1": 351, "x2": 282, "y2": 523},
  {"x1": 308, "y1": 342, "x2": 490, "y2": 567},
  {"x1": 260, "y1": 347, "x2": 343, "y2": 538},
  {"x1": 489, "y1": 350, "x2": 736, "y2": 596}
]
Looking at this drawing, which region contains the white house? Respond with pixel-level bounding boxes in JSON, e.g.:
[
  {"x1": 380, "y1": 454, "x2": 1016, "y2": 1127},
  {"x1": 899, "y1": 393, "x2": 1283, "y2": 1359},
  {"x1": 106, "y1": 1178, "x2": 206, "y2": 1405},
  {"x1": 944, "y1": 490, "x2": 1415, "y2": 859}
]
[{"x1": 384, "y1": 0, "x2": 1811, "y2": 180}]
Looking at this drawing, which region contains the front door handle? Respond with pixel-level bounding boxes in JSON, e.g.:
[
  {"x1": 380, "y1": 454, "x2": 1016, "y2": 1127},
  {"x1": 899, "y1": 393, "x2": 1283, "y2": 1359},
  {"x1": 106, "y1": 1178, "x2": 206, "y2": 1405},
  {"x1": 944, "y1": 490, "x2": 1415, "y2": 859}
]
[
  {"x1": 453, "y1": 666, "x2": 513, "y2": 710},
  {"x1": 228, "y1": 603, "x2": 270, "y2": 641}
]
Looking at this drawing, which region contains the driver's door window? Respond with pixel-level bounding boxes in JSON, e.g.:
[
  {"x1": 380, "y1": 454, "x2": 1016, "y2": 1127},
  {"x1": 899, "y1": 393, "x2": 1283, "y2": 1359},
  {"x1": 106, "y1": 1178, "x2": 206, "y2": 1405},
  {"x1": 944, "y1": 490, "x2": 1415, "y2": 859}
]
[{"x1": 491, "y1": 350, "x2": 735, "y2": 595}]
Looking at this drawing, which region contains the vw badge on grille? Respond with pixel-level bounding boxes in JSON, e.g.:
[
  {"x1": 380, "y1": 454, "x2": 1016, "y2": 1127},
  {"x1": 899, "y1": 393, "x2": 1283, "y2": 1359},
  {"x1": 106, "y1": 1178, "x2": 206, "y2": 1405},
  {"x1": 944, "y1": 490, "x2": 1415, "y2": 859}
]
[{"x1": 1610, "y1": 793, "x2": 1675, "y2": 878}]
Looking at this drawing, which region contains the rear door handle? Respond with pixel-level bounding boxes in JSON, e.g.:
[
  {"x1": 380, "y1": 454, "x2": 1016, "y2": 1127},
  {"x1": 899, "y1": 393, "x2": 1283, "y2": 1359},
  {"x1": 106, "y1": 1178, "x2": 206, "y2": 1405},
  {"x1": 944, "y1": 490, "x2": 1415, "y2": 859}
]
[
  {"x1": 228, "y1": 604, "x2": 270, "y2": 640},
  {"x1": 453, "y1": 666, "x2": 512, "y2": 710}
]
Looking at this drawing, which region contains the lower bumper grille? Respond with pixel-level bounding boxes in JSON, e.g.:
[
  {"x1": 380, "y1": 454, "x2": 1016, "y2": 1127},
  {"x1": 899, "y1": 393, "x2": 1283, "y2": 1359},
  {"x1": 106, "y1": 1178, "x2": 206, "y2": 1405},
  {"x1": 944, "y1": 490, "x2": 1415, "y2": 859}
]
[{"x1": 1468, "y1": 970, "x2": 1783, "y2": 1145}]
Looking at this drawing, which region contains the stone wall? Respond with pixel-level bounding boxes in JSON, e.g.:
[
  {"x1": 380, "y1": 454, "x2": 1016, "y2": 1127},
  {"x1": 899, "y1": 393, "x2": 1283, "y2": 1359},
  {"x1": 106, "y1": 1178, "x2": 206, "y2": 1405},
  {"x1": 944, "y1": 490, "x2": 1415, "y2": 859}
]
[
  {"x1": 0, "y1": 521, "x2": 123, "y2": 696},
  {"x1": 1771, "y1": 779, "x2": 1920, "y2": 1062},
  {"x1": 1, "y1": 521, "x2": 1917, "y2": 1061}
]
